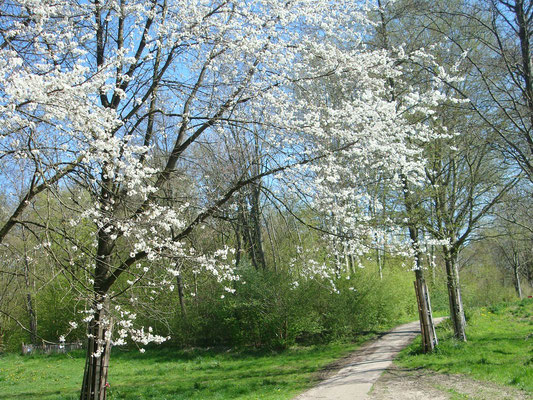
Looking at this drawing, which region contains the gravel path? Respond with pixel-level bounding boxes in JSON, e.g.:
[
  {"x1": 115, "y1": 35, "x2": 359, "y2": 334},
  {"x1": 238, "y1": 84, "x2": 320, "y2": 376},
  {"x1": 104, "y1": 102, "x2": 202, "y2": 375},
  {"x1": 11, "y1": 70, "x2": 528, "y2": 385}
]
[
  {"x1": 367, "y1": 364, "x2": 532, "y2": 400},
  {"x1": 294, "y1": 318, "x2": 446, "y2": 400}
]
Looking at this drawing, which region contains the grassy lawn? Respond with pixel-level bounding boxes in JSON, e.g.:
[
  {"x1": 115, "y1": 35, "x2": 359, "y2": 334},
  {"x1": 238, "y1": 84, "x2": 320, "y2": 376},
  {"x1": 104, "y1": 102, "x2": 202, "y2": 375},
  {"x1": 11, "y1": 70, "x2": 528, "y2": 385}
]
[
  {"x1": 396, "y1": 298, "x2": 533, "y2": 393},
  {"x1": 0, "y1": 336, "x2": 373, "y2": 400}
]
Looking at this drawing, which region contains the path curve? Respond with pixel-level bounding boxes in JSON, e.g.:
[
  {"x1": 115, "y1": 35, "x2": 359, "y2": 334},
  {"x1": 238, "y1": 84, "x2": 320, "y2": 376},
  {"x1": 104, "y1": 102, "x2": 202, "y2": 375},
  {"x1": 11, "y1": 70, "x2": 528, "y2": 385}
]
[{"x1": 294, "y1": 318, "x2": 446, "y2": 400}]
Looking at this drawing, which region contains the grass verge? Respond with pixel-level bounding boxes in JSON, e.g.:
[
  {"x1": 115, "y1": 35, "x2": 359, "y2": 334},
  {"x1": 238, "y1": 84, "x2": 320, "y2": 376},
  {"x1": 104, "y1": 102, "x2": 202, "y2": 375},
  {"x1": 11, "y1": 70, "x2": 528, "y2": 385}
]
[
  {"x1": 0, "y1": 335, "x2": 377, "y2": 400},
  {"x1": 396, "y1": 298, "x2": 533, "y2": 393}
]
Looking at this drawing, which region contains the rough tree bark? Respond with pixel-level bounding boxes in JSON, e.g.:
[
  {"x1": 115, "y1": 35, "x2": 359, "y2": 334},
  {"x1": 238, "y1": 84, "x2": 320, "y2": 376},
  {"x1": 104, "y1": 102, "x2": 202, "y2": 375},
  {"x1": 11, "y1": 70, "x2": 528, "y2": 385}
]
[
  {"x1": 511, "y1": 252, "x2": 523, "y2": 299},
  {"x1": 443, "y1": 245, "x2": 467, "y2": 341},
  {"x1": 176, "y1": 273, "x2": 187, "y2": 318},
  {"x1": 237, "y1": 186, "x2": 266, "y2": 271}
]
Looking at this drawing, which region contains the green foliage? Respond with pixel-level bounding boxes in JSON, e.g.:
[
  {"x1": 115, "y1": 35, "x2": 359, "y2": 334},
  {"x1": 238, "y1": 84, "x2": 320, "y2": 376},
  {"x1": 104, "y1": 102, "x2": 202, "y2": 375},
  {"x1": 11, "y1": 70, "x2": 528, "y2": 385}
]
[
  {"x1": 3, "y1": 324, "x2": 28, "y2": 354},
  {"x1": 460, "y1": 264, "x2": 519, "y2": 307},
  {"x1": 36, "y1": 280, "x2": 85, "y2": 343},
  {"x1": 397, "y1": 299, "x2": 533, "y2": 393},
  {"x1": 165, "y1": 258, "x2": 418, "y2": 350},
  {"x1": 426, "y1": 261, "x2": 522, "y2": 314}
]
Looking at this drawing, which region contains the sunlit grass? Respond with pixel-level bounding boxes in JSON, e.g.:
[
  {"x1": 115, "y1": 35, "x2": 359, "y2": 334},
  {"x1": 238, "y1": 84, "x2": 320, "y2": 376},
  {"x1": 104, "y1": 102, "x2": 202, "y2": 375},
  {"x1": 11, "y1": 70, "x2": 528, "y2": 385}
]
[
  {"x1": 0, "y1": 337, "x2": 373, "y2": 399},
  {"x1": 396, "y1": 298, "x2": 533, "y2": 393}
]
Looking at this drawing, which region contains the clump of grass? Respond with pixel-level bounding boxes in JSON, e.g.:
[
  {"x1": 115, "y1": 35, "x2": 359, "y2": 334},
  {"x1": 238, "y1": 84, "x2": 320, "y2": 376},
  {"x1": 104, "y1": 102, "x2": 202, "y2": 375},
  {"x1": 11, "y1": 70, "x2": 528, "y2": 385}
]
[{"x1": 396, "y1": 298, "x2": 533, "y2": 393}]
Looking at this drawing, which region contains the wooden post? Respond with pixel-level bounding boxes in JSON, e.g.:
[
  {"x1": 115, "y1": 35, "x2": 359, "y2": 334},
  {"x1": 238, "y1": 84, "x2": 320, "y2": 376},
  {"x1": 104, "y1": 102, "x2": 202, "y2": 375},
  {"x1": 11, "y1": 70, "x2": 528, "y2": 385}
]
[
  {"x1": 80, "y1": 312, "x2": 113, "y2": 400},
  {"x1": 414, "y1": 277, "x2": 437, "y2": 353},
  {"x1": 423, "y1": 280, "x2": 438, "y2": 347}
]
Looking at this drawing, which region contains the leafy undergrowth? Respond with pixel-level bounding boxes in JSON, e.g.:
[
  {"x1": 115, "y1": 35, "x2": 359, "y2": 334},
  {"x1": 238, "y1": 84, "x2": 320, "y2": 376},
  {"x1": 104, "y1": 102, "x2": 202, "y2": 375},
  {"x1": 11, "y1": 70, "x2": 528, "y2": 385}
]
[
  {"x1": 0, "y1": 336, "x2": 375, "y2": 400},
  {"x1": 396, "y1": 298, "x2": 533, "y2": 393}
]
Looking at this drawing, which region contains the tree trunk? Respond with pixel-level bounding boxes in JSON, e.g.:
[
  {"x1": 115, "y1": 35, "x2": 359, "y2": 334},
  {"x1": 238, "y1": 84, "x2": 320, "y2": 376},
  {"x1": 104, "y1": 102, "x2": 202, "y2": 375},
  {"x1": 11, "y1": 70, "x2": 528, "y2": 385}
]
[
  {"x1": 249, "y1": 184, "x2": 266, "y2": 270},
  {"x1": 515, "y1": 0, "x2": 533, "y2": 169},
  {"x1": 23, "y1": 267, "x2": 38, "y2": 345},
  {"x1": 264, "y1": 215, "x2": 278, "y2": 272},
  {"x1": 513, "y1": 267, "x2": 523, "y2": 299},
  {"x1": 80, "y1": 303, "x2": 113, "y2": 400},
  {"x1": 526, "y1": 260, "x2": 533, "y2": 288},
  {"x1": 406, "y1": 219, "x2": 437, "y2": 352},
  {"x1": 233, "y1": 221, "x2": 242, "y2": 269},
  {"x1": 334, "y1": 241, "x2": 342, "y2": 275},
  {"x1": 193, "y1": 272, "x2": 199, "y2": 308},
  {"x1": 430, "y1": 244, "x2": 436, "y2": 284},
  {"x1": 25, "y1": 292, "x2": 37, "y2": 345},
  {"x1": 423, "y1": 230, "x2": 436, "y2": 285},
  {"x1": 377, "y1": 248, "x2": 383, "y2": 280},
  {"x1": 347, "y1": 253, "x2": 355, "y2": 275},
  {"x1": 238, "y1": 193, "x2": 263, "y2": 270},
  {"x1": 176, "y1": 273, "x2": 187, "y2": 317},
  {"x1": 401, "y1": 173, "x2": 437, "y2": 352},
  {"x1": 22, "y1": 227, "x2": 37, "y2": 345},
  {"x1": 80, "y1": 163, "x2": 115, "y2": 399},
  {"x1": 512, "y1": 254, "x2": 523, "y2": 299},
  {"x1": 414, "y1": 274, "x2": 437, "y2": 352},
  {"x1": 443, "y1": 246, "x2": 466, "y2": 341}
]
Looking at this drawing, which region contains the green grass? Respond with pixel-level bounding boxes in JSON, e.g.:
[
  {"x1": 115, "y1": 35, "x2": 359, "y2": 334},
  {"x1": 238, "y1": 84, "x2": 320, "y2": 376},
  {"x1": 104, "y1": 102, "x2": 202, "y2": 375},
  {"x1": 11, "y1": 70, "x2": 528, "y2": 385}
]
[
  {"x1": 396, "y1": 298, "x2": 533, "y2": 393},
  {"x1": 0, "y1": 336, "x2": 375, "y2": 400}
]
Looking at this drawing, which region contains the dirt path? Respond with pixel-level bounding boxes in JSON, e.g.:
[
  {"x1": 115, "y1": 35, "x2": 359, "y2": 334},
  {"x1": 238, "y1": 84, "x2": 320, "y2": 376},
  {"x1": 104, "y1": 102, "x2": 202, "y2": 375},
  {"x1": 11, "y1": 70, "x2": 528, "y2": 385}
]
[
  {"x1": 294, "y1": 318, "x2": 445, "y2": 400},
  {"x1": 294, "y1": 317, "x2": 531, "y2": 400},
  {"x1": 367, "y1": 364, "x2": 532, "y2": 400}
]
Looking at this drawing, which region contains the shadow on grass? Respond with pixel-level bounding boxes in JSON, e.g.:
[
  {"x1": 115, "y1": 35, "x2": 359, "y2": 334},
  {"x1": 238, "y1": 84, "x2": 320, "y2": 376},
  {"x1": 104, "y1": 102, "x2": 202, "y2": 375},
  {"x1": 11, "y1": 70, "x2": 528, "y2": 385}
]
[
  {"x1": 106, "y1": 363, "x2": 314, "y2": 400},
  {"x1": 0, "y1": 390, "x2": 78, "y2": 400}
]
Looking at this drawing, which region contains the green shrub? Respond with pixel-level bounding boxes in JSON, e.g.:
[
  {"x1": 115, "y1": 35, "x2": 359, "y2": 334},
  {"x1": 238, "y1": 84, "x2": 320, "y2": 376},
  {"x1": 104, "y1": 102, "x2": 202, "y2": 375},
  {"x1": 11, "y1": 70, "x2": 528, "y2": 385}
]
[{"x1": 165, "y1": 258, "x2": 418, "y2": 349}]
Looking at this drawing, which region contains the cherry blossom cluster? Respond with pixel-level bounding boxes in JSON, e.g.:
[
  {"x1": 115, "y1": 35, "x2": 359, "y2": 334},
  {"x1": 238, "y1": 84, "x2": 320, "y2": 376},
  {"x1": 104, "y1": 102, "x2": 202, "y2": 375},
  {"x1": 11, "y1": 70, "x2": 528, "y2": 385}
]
[{"x1": 0, "y1": 0, "x2": 464, "y2": 348}]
